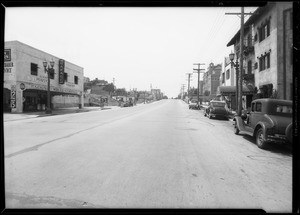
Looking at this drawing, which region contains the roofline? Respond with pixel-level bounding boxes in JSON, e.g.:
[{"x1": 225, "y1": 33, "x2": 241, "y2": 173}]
[
  {"x1": 5, "y1": 40, "x2": 84, "y2": 70},
  {"x1": 226, "y1": 2, "x2": 272, "y2": 47}
]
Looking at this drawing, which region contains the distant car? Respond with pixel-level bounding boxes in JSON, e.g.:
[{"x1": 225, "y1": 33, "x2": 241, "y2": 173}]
[
  {"x1": 204, "y1": 100, "x2": 228, "y2": 119},
  {"x1": 123, "y1": 101, "x2": 133, "y2": 107},
  {"x1": 233, "y1": 98, "x2": 293, "y2": 149},
  {"x1": 189, "y1": 100, "x2": 200, "y2": 110}
]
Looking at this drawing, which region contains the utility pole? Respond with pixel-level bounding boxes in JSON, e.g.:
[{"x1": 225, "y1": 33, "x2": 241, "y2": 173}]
[
  {"x1": 193, "y1": 63, "x2": 205, "y2": 105},
  {"x1": 181, "y1": 84, "x2": 186, "y2": 100},
  {"x1": 226, "y1": 8, "x2": 252, "y2": 116},
  {"x1": 186, "y1": 73, "x2": 192, "y2": 103}
]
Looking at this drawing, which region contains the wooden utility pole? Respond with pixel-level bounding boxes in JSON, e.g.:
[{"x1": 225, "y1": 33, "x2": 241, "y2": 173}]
[
  {"x1": 193, "y1": 63, "x2": 205, "y2": 105},
  {"x1": 186, "y1": 73, "x2": 192, "y2": 103},
  {"x1": 225, "y1": 8, "x2": 252, "y2": 116}
]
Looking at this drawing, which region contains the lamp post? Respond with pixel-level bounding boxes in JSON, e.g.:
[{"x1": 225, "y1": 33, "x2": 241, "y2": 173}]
[
  {"x1": 229, "y1": 52, "x2": 240, "y2": 115},
  {"x1": 43, "y1": 60, "x2": 55, "y2": 114}
]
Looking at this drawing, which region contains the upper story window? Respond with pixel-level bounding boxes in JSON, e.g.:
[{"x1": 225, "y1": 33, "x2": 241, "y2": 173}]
[
  {"x1": 259, "y1": 53, "x2": 270, "y2": 71},
  {"x1": 74, "y1": 75, "x2": 78, "y2": 84},
  {"x1": 247, "y1": 60, "x2": 252, "y2": 74},
  {"x1": 226, "y1": 69, "x2": 230, "y2": 79},
  {"x1": 222, "y1": 73, "x2": 225, "y2": 83},
  {"x1": 259, "y1": 19, "x2": 270, "y2": 42},
  {"x1": 49, "y1": 69, "x2": 55, "y2": 79},
  {"x1": 64, "y1": 73, "x2": 68, "y2": 82},
  {"x1": 31, "y1": 63, "x2": 38, "y2": 76}
]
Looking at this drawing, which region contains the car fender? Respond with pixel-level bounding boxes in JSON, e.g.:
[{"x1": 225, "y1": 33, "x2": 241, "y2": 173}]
[
  {"x1": 254, "y1": 122, "x2": 272, "y2": 140},
  {"x1": 233, "y1": 116, "x2": 246, "y2": 131},
  {"x1": 285, "y1": 123, "x2": 293, "y2": 143}
]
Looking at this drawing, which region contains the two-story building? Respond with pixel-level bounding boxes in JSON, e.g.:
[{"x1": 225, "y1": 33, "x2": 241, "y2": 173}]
[
  {"x1": 4, "y1": 41, "x2": 84, "y2": 113},
  {"x1": 223, "y1": 2, "x2": 293, "y2": 110}
]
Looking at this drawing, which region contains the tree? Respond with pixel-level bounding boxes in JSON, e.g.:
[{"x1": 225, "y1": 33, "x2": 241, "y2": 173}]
[
  {"x1": 115, "y1": 88, "x2": 127, "y2": 96},
  {"x1": 103, "y1": 83, "x2": 115, "y2": 98}
]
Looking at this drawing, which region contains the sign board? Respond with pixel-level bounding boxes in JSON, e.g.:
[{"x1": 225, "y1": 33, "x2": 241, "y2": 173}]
[
  {"x1": 4, "y1": 49, "x2": 11, "y2": 61},
  {"x1": 58, "y1": 59, "x2": 65, "y2": 84},
  {"x1": 20, "y1": 83, "x2": 26, "y2": 90},
  {"x1": 10, "y1": 85, "x2": 16, "y2": 108}
]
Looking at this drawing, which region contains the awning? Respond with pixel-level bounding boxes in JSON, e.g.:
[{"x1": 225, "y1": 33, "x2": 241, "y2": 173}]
[{"x1": 217, "y1": 85, "x2": 254, "y2": 96}]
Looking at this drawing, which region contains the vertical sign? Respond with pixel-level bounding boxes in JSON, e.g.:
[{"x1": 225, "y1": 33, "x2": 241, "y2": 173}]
[
  {"x1": 4, "y1": 49, "x2": 11, "y2": 61},
  {"x1": 59, "y1": 59, "x2": 65, "y2": 84},
  {"x1": 11, "y1": 85, "x2": 16, "y2": 108}
]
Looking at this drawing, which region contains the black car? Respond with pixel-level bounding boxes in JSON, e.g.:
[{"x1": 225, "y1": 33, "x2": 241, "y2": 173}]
[{"x1": 204, "y1": 100, "x2": 228, "y2": 119}]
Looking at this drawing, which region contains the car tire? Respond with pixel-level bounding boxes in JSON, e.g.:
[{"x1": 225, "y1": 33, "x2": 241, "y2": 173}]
[
  {"x1": 234, "y1": 121, "x2": 239, "y2": 135},
  {"x1": 256, "y1": 128, "x2": 267, "y2": 149},
  {"x1": 208, "y1": 114, "x2": 212, "y2": 119}
]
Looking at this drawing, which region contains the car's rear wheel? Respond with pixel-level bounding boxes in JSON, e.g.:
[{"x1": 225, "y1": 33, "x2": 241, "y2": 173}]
[
  {"x1": 256, "y1": 128, "x2": 267, "y2": 149},
  {"x1": 234, "y1": 121, "x2": 239, "y2": 135}
]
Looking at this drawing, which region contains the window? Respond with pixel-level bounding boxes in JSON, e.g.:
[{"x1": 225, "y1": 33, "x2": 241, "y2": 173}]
[
  {"x1": 222, "y1": 73, "x2": 225, "y2": 83},
  {"x1": 226, "y1": 69, "x2": 230, "y2": 79},
  {"x1": 247, "y1": 60, "x2": 252, "y2": 74},
  {"x1": 259, "y1": 53, "x2": 270, "y2": 71},
  {"x1": 74, "y1": 76, "x2": 78, "y2": 84},
  {"x1": 259, "y1": 19, "x2": 270, "y2": 42},
  {"x1": 64, "y1": 73, "x2": 68, "y2": 82},
  {"x1": 31, "y1": 63, "x2": 38, "y2": 76},
  {"x1": 251, "y1": 103, "x2": 255, "y2": 112},
  {"x1": 256, "y1": 102, "x2": 262, "y2": 112},
  {"x1": 49, "y1": 69, "x2": 54, "y2": 79}
]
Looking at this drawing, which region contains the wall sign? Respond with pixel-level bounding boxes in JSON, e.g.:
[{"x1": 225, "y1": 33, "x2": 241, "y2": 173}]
[
  {"x1": 4, "y1": 49, "x2": 11, "y2": 61},
  {"x1": 59, "y1": 59, "x2": 65, "y2": 84},
  {"x1": 20, "y1": 83, "x2": 26, "y2": 90},
  {"x1": 11, "y1": 85, "x2": 16, "y2": 108}
]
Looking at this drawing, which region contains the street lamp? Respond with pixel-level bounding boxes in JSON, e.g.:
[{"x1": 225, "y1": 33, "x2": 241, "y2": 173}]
[
  {"x1": 229, "y1": 52, "x2": 240, "y2": 114},
  {"x1": 43, "y1": 60, "x2": 55, "y2": 114}
]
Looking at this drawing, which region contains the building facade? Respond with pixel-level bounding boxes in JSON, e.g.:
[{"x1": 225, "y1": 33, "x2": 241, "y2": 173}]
[
  {"x1": 202, "y1": 63, "x2": 222, "y2": 101},
  {"x1": 4, "y1": 41, "x2": 84, "y2": 113},
  {"x1": 224, "y1": 2, "x2": 293, "y2": 109}
]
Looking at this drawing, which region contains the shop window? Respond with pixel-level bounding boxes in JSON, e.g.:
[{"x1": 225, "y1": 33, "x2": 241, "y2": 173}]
[
  {"x1": 31, "y1": 63, "x2": 38, "y2": 76},
  {"x1": 74, "y1": 76, "x2": 78, "y2": 84},
  {"x1": 64, "y1": 73, "x2": 68, "y2": 82}
]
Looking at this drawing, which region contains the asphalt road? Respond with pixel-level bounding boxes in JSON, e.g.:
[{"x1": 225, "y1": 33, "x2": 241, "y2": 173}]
[{"x1": 4, "y1": 99, "x2": 292, "y2": 212}]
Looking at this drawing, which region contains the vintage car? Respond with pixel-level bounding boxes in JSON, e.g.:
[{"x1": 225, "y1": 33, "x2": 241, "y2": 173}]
[
  {"x1": 233, "y1": 98, "x2": 293, "y2": 149},
  {"x1": 189, "y1": 100, "x2": 200, "y2": 110},
  {"x1": 204, "y1": 100, "x2": 228, "y2": 119}
]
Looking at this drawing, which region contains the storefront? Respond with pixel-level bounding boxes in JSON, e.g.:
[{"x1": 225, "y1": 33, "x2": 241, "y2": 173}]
[
  {"x1": 4, "y1": 41, "x2": 84, "y2": 113},
  {"x1": 217, "y1": 85, "x2": 254, "y2": 111}
]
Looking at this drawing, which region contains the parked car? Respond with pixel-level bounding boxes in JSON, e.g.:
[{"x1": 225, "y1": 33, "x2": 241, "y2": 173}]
[
  {"x1": 233, "y1": 98, "x2": 293, "y2": 149},
  {"x1": 204, "y1": 100, "x2": 228, "y2": 119},
  {"x1": 189, "y1": 100, "x2": 200, "y2": 110},
  {"x1": 123, "y1": 101, "x2": 133, "y2": 107}
]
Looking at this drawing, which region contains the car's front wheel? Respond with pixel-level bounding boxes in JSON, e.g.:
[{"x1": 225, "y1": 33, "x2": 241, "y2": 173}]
[{"x1": 256, "y1": 128, "x2": 267, "y2": 149}]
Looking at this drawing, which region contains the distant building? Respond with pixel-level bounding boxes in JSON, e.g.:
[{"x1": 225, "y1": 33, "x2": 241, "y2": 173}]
[
  {"x1": 4, "y1": 41, "x2": 84, "y2": 113},
  {"x1": 202, "y1": 63, "x2": 222, "y2": 100},
  {"x1": 83, "y1": 77, "x2": 90, "y2": 83}
]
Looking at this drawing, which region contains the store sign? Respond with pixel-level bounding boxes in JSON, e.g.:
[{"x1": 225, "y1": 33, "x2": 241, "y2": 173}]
[
  {"x1": 4, "y1": 49, "x2": 11, "y2": 61},
  {"x1": 59, "y1": 59, "x2": 65, "y2": 84},
  {"x1": 4, "y1": 61, "x2": 14, "y2": 74},
  {"x1": 11, "y1": 85, "x2": 16, "y2": 108}
]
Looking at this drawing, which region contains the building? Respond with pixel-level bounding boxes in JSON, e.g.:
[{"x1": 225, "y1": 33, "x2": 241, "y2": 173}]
[
  {"x1": 202, "y1": 63, "x2": 222, "y2": 101},
  {"x1": 224, "y1": 2, "x2": 293, "y2": 110},
  {"x1": 4, "y1": 41, "x2": 84, "y2": 113}
]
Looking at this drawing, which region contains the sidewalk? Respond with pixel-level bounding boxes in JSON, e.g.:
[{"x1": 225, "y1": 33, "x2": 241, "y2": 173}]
[{"x1": 3, "y1": 106, "x2": 120, "y2": 122}]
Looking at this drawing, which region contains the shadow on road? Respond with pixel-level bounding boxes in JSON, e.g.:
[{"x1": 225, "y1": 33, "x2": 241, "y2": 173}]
[{"x1": 240, "y1": 135, "x2": 292, "y2": 156}]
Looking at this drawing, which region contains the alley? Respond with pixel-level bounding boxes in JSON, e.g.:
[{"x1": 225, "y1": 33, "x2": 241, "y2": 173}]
[{"x1": 4, "y1": 99, "x2": 292, "y2": 212}]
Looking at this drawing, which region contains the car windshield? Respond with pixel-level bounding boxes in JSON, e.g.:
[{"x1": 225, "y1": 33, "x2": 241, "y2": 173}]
[{"x1": 211, "y1": 102, "x2": 225, "y2": 108}]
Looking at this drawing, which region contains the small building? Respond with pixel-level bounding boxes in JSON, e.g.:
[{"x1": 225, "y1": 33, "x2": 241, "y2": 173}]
[{"x1": 4, "y1": 41, "x2": 84, "y2": 113}]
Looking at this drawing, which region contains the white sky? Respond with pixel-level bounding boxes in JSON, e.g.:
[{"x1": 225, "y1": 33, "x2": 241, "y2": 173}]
[{"x1": 5, "y1": 7, "x2": 257, "y2": 98}]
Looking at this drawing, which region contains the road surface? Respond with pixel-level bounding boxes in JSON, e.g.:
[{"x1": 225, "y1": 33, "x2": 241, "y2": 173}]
[{"x1": 4, "y1": 99, "x2": 292, "y2": 212}]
